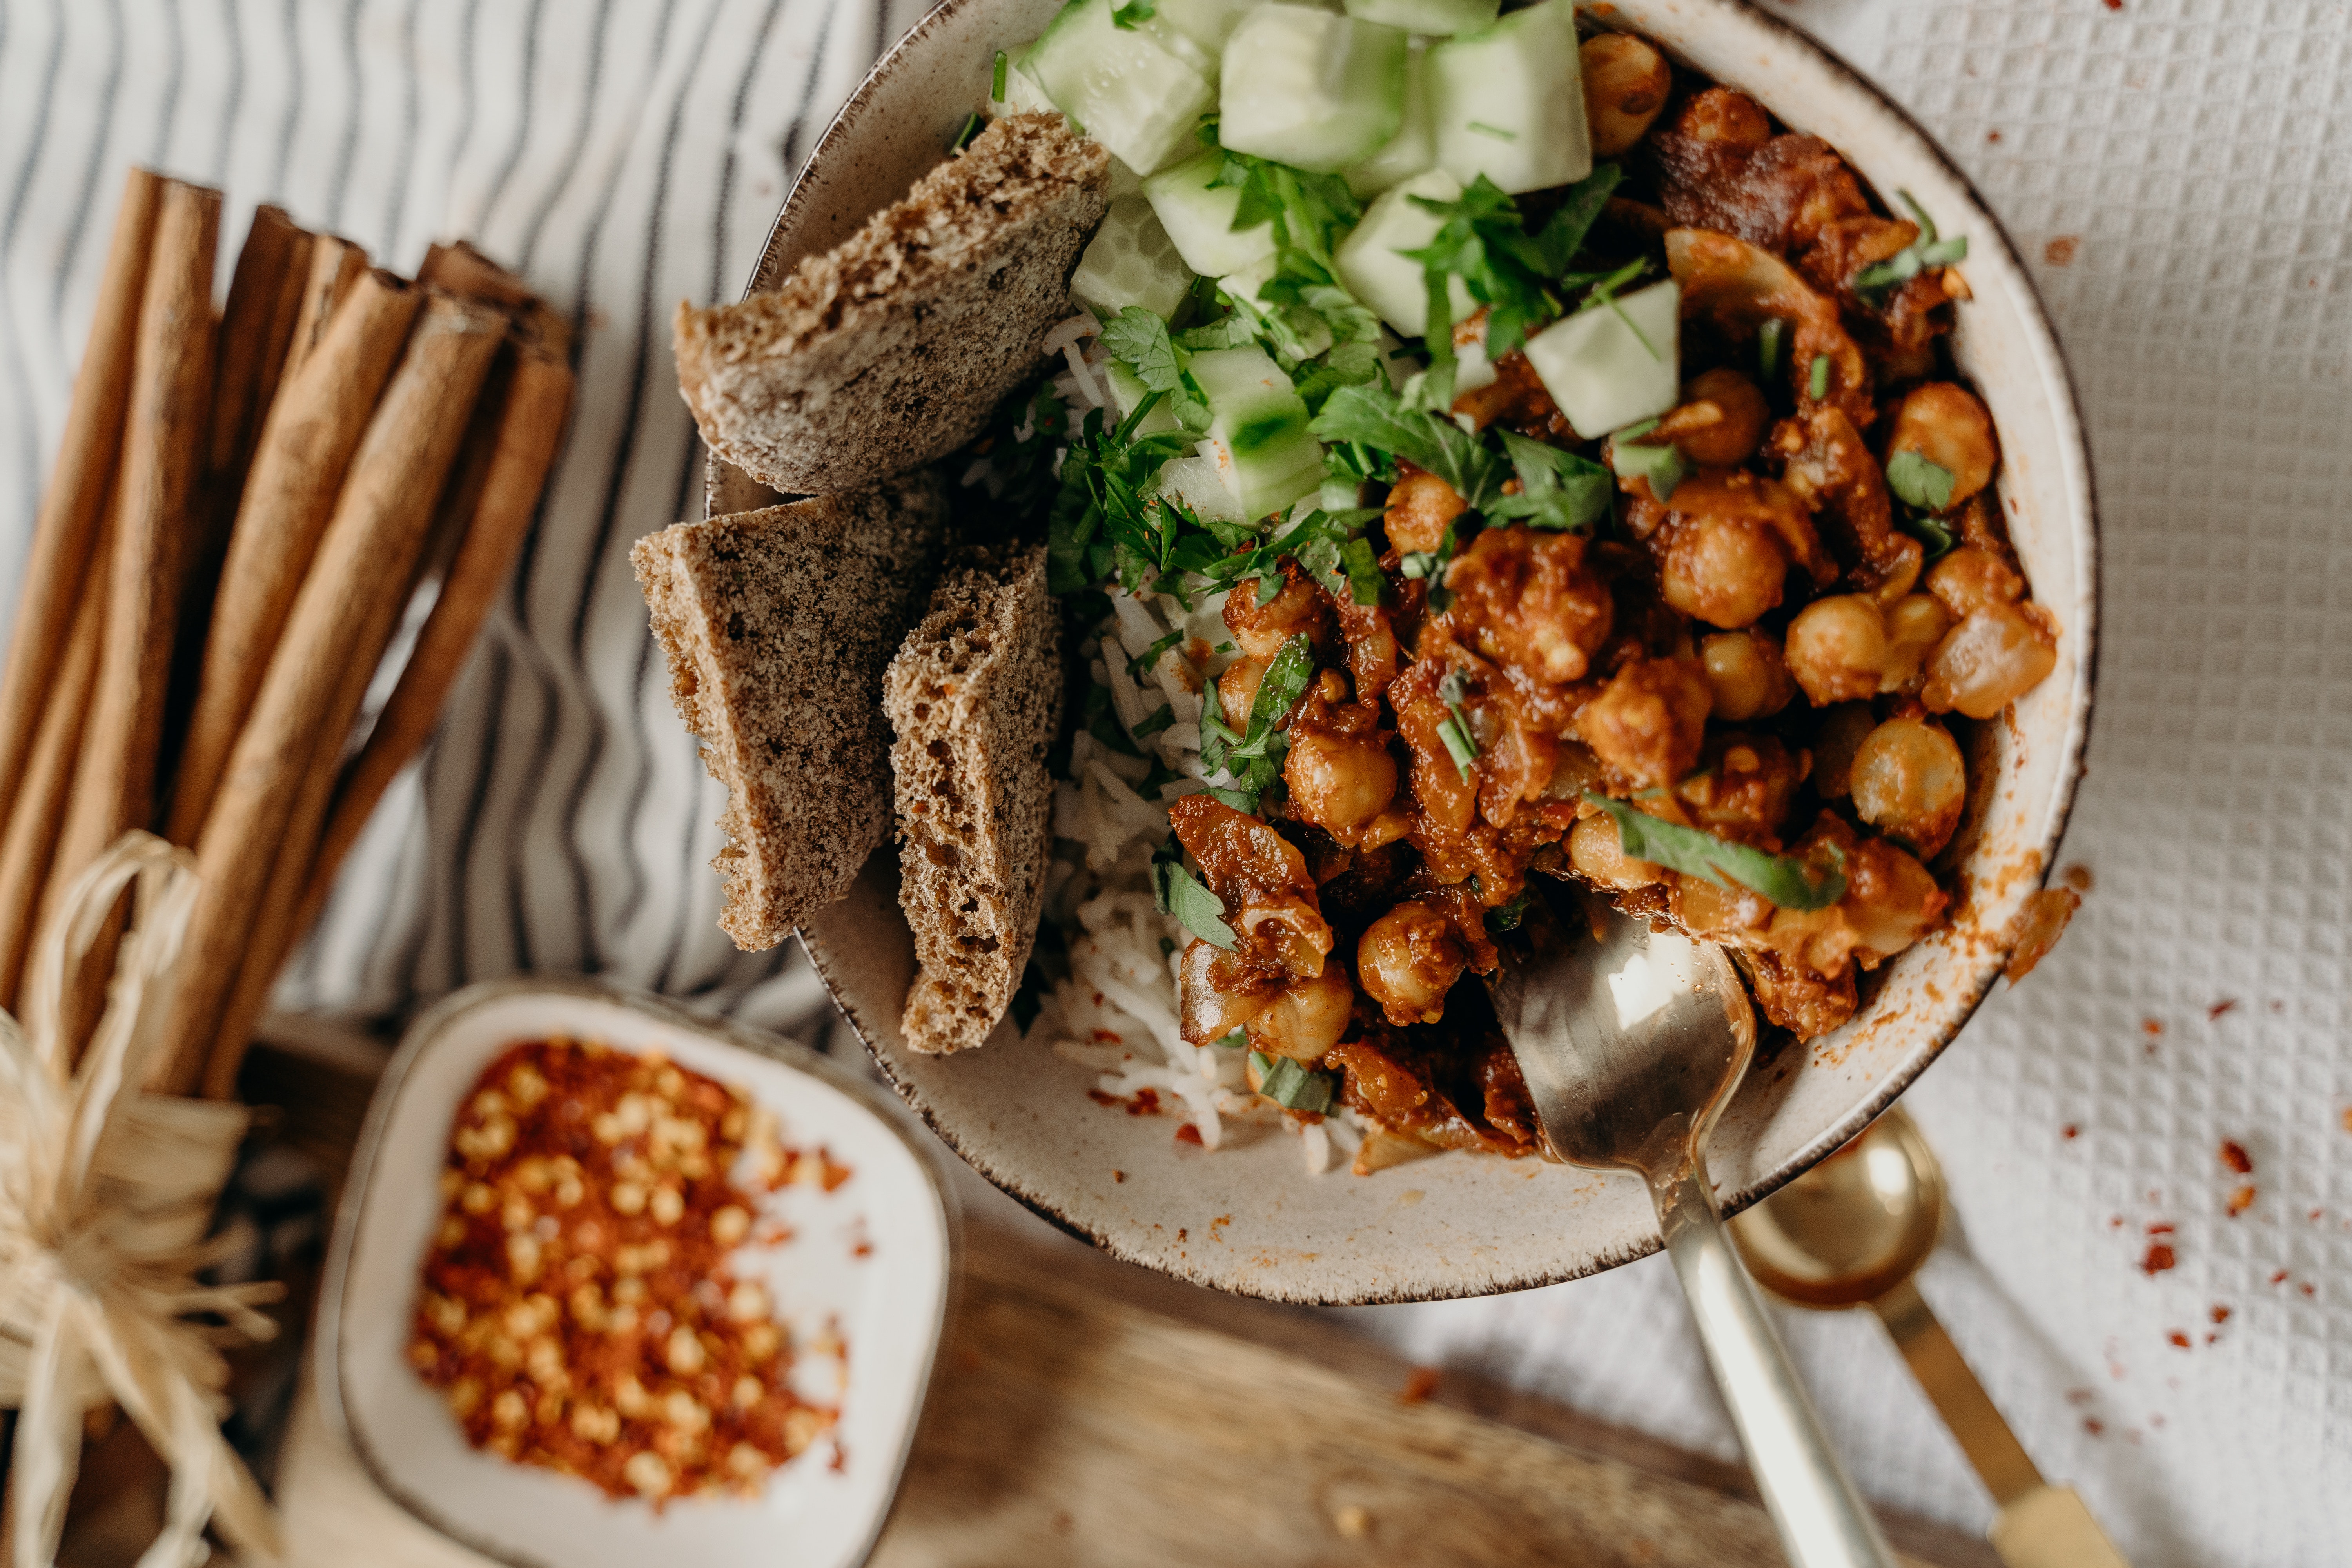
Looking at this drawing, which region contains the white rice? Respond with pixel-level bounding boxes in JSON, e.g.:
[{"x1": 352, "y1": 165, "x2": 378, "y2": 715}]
[{"x1": 1005, "y1": 316, "x2": 1367, "y2": 1174}]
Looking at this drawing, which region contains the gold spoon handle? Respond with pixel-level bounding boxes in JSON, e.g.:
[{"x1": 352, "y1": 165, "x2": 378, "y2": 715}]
[
  {"x1": 1869, "y1": 1278, "x2": 2043, "y2": 1504},
  {"x1": 1870, "y1": 1281, "x2": 2136, "y2": 1567}
]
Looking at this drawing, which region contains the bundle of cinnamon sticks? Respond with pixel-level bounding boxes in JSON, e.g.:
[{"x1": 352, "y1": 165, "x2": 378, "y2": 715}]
[{"x1": 0, "y1": 168, "x2": 575, "y2": 1101}]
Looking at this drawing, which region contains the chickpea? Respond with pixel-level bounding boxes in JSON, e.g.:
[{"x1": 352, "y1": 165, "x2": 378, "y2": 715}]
[
  {"x1": 1878, "y1": 593, "x2": 1953, "y2": 694},
  {"x1": 1383, "y1": 468, "x2": 1468, "y2": 555},
  {"x1": 1357, "y1": 903, "x2": 1469, "y2": 1026},
  {"x1": 1700, "y1": 630, "x2": 1796, "y2": 720},
  {"x1": 1178, "y1": 938, "x2": 1274, "y2": 1044},
  {"x1": 1923, "y1": 604, "x2": 2058, "y2": 719},
  {"x1": 1673, "y1": 875, "x2": 1773, "y2": 939},
  {"x1": 1247, "y1": 963, "x2": 1356, "y2": 1061},
  {"x1": 1284, "y1": 726, "x2": 1398, "y2": 844},
  {"x1": 1217, "y1": 655, "x2": 1265, "y2": 729},
  {"x1": 1809, "y1": 702, "x2": 1877, "y2": 798},
  {"x1": 1653, "y1": 367, "x2": 1772, "y2": 468},
  {"x1": 1675, "y1": 85, "x2": 1772, "y2": 149},
  {"x1": 1662, "y1": 513, "x2": 1790, "y2": 629},
  {"x1": 1223, "y1": 561, "x2": 1332, "y2": 660},
  {"x1": 1925, "y1": 545, "x2": 2024, "y2": 620},
  {"x1": 1581, "y1": 33, "x2": 1672, "y2": 156},
  {"x1": 1568, "y1": 809, "x2": 1662, "y2": 891},
  {"x1": 1784, "y1": 595, "x2": 1887, "y2": 705},
  {"x1": 1849, "y1": 717, "x2": 1967, "y2": 857},
  {"x1": 1889, "y1": 383, "x2": 1997, "y2": 506},
  {"x1": 1837, "y1": 838, "x2": 1949, "y2": 961},
  {"x1": 1577, "y1": 656, "x2": 1712, "y2": 788}
]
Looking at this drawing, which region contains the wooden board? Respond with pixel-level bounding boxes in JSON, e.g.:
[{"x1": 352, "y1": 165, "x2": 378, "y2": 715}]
[{"x1": 145, "y1": 1033, "x2": 1998, "y2": 1567}]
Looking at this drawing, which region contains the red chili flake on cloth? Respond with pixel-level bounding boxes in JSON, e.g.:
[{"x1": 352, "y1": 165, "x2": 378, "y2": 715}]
[
  {"x1": 407, "y1": 1039, "x2": 840, "y2": 1505},
  {"x1": 2211, "y1": 1305, "x2": 2232, "y2": 1324},
  {"x1": 2208, "y1": 999, "x2": 2238, "y2": 1020},
  {"x1": 2062, "y1": 1124, "x2": 2080, "y2": 1140},
  {"x1": 2043, "y1": 236, "x2": 2080, "y2": 267},
  {"x1": 2102, "y1": 0, "x2": 2122, "y2": 11},
  {"x1": 2166, "y1": 1332, "x2": 2190, "y2": 1349},
  {"x1": 1399, "y1": 1366, "x2": 1441, "y2": 1405},
  {"x1": 2141, "y1": 1018, "x2": 2163, "y2": 1038},
  {"x1": 2301, "y1": 1282, "x2": 2317, "y2": 1297},
  {"x1": 2219, "y1": 1140, "x2": 2253, "y2": 1174},
  {"x1": 2141, "y1": 1242, "x2": 2176, "y2": 1275},
  {"x1": 1987, "y1": 129, "x2": 2004, "y2": 144},
  {"x1": 2146, "y1": 1222, "x2": 2174, "y2": 1236},
  {"x1": 2084, "y1": 1418, "x2": 2105, "y2": 1436},
  {"x1": 2271, "y1": 1270, "x2": 2291, "y2": 1286},
  {"x1": 2227, "y1": 1186, "x2": 2258, "y2": 1217}
]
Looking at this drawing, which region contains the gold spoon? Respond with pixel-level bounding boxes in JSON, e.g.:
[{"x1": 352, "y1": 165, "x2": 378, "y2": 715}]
[{"x1": 1729, "y1": 1107, "x2": 2132, "y2": 1568}]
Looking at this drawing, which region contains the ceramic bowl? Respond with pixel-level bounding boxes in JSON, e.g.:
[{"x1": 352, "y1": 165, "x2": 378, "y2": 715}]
[
  {"x1": 317, "y1": 976, "x2": 955, "y2": 1568},
  {"x1": 713, "y1": 0, "x2": 2098, "y2": 1304}
]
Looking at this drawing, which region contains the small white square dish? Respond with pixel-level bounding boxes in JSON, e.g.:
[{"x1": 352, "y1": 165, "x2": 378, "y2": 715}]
[{"x1": 317, "y1": 975, "x2": 955, "y2": 1568}]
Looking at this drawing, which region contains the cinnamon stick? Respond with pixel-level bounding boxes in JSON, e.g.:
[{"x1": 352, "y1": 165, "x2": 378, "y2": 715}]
[
  {"x1": 0, "y1": 506, "x2": 111, "y2": 1012},
  {"x1": 224, "y1": 335, "x2": 576, "y2": 1069},
  {"x1": 278, "y1": 235, "x2": 368, "y2": 385},
  {"x1": 163, "y1": 269, "x2": 420, "y2": 845},
  {"x1": 0, "y1": 168, "x2": 159, "y2": 836},
  {"x1": 163, "y1": 207, "x2": 312, "y2": 786},
  {"x1": 41, "y1": 179, "x2": 219, "y2": 915},
  {"x1": 159, "y1": 292, "x2": 508, "y2": 1094}
]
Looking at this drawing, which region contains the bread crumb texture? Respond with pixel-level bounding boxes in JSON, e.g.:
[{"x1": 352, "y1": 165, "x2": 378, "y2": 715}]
[
  {"x1": 884, "y1": 544, "x2": 1062, "y2": 1054},
  {"x1": 631, "y1": 473, "x2": 947, "y2": 951},
  {"x1": 675, "y1": 113, "x2": 1109, "y2": 496}
]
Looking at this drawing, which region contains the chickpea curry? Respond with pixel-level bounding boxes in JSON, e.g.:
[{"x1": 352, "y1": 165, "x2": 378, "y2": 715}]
[{"x1": 979, "y1": 5, "x2": 2060, "y2": 1165}]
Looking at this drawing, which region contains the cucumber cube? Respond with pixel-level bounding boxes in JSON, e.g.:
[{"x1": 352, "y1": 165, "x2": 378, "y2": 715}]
[
  {"x1": 1342, "y1": 44, "x2": 1434, "y2": 198},
  {"x1": 1218, "y1": 5, "x2": 1409, "y2": 175},
  {"x1": 1071, "y1": 194, "x2": 1197, "y2": 321},
  {"x1": 1343, "y1": 0, "x2": 1498, "y2": 35},
  {"x1": 1156, "y1": 0, "x2": 1261, "y2": 54},
  {"x1": 1333, "y1": 169, "x2": 1475, "y2": 338},
  {"x1": 1521, "y1": 279, "x2": 1681, "y2": 438},
  {"x1": 1030, "y1": 0, "x2": 1218, "y2": 176},
  {"x1": 1190, "y1": 344, "x2": 1326, "y2": 519},
  {"x1": 1106, "y1": 360, "x2": 1184, "y2": 436},
  {"x1": 1427, "y1": 0, "x2": 1591, "y2": 194},
  {"x1": 1144, "y1": 152, "x2": 1278, "y2": 278}
]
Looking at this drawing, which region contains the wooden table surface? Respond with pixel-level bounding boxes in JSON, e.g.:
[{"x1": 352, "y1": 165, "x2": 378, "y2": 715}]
[{"x1": 66, "y1": 1030, "x2": 2004, "y2": 1568}]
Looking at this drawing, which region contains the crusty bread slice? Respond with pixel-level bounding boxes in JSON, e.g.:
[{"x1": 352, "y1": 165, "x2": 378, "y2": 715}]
[
  {"x1": 633, "y1": 473, "x2": 947, "y2": 951},
  {"x1": 883, "y1": 543, "x2": 1062, "y2": 1054},
  {"x1": 675, "y1": 113, "x2": 1109, "y2": 497}
]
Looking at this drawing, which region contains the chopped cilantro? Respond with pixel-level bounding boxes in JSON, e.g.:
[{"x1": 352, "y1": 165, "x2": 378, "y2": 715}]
[
  {"x1": 1111, "y1": 0, "x2": 1155, "y2": 26},
  {"x1": 1757, "y1": 317, "x2": 1788, "y2": 383},
  {"x1": 1211, "y1": 1027, "x2": 1249, "y2": 1049},
  {"x1": 1436, "y1": 670, "x2": 1479, "y2": 778},
  {"x1": 1128, "y1": 629, "x2": 1185, "y2": 678},
  {"x1": 1885, "y1": 449, "x2": 1956, "y2": 512},
  {"x1": 1467, "y1": 121, "x2": 1518, "y2": 141},
  {"x1": 1899, "y1": 510, "x2": 1958, "y2": 563},
  {"x1": 1487, "y1": 887, "x2": 1536, "y2": 933},
  {"x1": 1808, "y1": 353, "x2": 1831, "y2": 402},
  {"x1": 1101, "y1": 306, "x2": 1212, "y2": 429},
  {"x1": 1853, "y1": 191, "x2": 1968, "y2": 303},
  {"x1": 1339, "y1": 536, "x2": 1386, "y2": 605},
  {"x1": 1608, "y1": 421, "x2": 1690, "y2": 501},
  {"x1": 1196, "y1": 120, "x2": 1376, "y2": 367},
  {"x1": 1151, "y1": 839, "x2": 1236, "y2": 948},
  {"x1": 1401, "y1": 165, "x2": 1622, "y2": 359},
  {"x1": 991, "y1": 49, "x2": 1008, "y2": 101},
  {"x1": 1250, "y1": 1051, "x2": 1336, "y2": 1112},
  {"x1": 1488, "y1": 429, "x2": 1610, "y2": 532},
  {"x1": 948, "y1": 111, "x2": 983, "y2": 152},
  {"x1": 1308, "y1": 383, "x2": 1504, "y2": 510},
  {"x1": 1583, "y1": 793, "x2": 1847, "y2": 911},
  {"x1": 1200, "y1": 633, "x2": 1314, "y2": 808}
]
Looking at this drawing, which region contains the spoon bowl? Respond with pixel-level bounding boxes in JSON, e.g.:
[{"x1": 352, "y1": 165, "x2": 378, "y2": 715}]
[{"x1": 1732, "y1": 1107, "x2": 1945, "y2": 1308}]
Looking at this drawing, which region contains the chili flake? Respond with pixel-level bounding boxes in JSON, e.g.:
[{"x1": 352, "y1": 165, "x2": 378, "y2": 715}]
[{"x1": 407, "y1": 1038, "x2": 842, "y2": 1504}]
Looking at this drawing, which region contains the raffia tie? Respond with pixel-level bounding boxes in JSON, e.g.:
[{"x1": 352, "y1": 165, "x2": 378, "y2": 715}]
[{"x1": 0, "y1": 832, "x2": 282, "y2": 1567}]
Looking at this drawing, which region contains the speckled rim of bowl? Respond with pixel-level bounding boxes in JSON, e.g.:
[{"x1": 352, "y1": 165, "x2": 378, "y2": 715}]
[{"x1": 713, "y1": 0, "x2": 2100, "y2": 1305}]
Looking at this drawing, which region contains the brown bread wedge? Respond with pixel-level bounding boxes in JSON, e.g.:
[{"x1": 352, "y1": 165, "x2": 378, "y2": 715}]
[
  {"x1": 884, "y1": 543, "x2": 1062, "y2": 1054},
  {"x1": 633, "y1": 473, "x2": 947, "y2": 950},
  {"x1": 674, "y1": 113, "x2": 1109, "y2": 497}
]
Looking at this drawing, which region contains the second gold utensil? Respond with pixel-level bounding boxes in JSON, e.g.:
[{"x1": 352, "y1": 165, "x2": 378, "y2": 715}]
[{"x1": 1729, "y1": 1107, "x2": 2131, "y2": 1568}]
